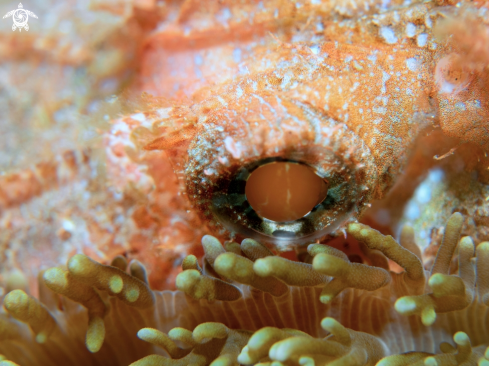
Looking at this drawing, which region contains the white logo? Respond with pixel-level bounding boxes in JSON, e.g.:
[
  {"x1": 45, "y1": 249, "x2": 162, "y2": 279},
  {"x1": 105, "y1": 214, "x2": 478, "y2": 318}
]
[{"x1": 3, "y1": 3, "x2": 37, "y2": 32}]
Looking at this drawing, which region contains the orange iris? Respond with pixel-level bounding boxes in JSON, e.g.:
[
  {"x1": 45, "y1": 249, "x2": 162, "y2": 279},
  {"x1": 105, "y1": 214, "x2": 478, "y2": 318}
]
[{"x1": 245, "y1": 162, "x2": 328, "y2": 222}]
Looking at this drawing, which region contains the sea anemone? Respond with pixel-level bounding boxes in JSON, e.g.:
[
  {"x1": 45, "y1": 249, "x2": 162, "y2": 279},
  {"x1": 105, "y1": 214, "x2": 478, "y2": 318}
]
[{"x1": 1, "y1": 213, "x2": 488, "y2": 365}]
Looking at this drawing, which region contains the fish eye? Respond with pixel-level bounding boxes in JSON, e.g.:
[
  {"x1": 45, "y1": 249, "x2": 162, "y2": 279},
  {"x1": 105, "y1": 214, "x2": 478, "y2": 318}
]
[
  {"x1": 245, "y1": 160, "x2": 328, "y2": 222},
  {"x1": 206, "y1": 152, "x2": 366, "y2": 247},
  {"x1": 179, "y1": 94, "x2": 376, "y2": 248}
]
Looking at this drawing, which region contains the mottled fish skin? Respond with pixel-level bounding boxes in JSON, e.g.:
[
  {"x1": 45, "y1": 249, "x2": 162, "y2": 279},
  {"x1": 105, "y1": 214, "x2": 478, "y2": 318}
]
[{"x1": 134, "y1": 1, "x2": 488, "y2": 246}]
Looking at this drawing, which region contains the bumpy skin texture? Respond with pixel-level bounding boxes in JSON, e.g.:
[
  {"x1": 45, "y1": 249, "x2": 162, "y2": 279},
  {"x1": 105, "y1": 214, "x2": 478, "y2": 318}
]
[{"x1": 119, "y1": 0, "x2": 489, "y2": 247}]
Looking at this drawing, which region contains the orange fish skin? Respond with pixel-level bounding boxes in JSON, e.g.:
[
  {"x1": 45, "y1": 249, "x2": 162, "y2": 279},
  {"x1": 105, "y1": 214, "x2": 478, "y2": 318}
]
[
  {"x1": 136, "y1": 1, "x2": 459, "y2": 246},
  {"x1": 105, "y1": 0, "x2": 489, "y2": 252}
]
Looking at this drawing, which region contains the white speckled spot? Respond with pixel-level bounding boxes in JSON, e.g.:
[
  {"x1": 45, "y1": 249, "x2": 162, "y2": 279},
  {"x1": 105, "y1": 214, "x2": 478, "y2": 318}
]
[
  {"x1": 417, "y1": 33, "x2": 428, "y2": 47},
  {"x1": 455, "y1": 102, "x2": 466, "y2": 111},
  {"x1": 353, "y1": 61, "x2": 363, "y2": 70},
  {"x1": 131, "y1": 113, "x2": 146, "y2": 122},
  {"x1": 310, "y1": 45, "x2": 320, "y2": 54},
  {"x1": 224, "y1": 136, "x2": 242, "y2": 159},
  {"x1": 217, "y1": 8, "x2": 232, "y2": 27},
  {"x1": 232, "y1": 48, "x2": 242, "y2": 63},
  {"x1": 157, "y1": 108, "x2": 172, "y2": 119},
  {"x1": 380, "y1": 26, "x2": 398, "y2": 44},
  {"x1": 381, "y1": 71, "x2": 391, "y2": 93},
  {"x1": 393, "y1": 11, "x2": 400, "y2": 23},
  {"x1": 367, "y1": 53, "x2": 377, "y2": 63},
  {"x1": 406, "y1": 22, "x2": 416, "y2": 37},
  {"x1": 62, "y1": 219, "x2": 75, "y2": 232},
  {"x1": 406, "y1": 57, "x2": 419, "y2": 72},
  {"x1": 194, "y1": 54, "x2": 203, "y2": 66}
]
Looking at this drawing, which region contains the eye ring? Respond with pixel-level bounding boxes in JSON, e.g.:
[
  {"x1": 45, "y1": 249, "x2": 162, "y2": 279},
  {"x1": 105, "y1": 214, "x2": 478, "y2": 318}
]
[
  {"x1": 209, "y1": 156, "x2": 359, "y2": 245},
  {"x1": 182, "y1": 97, "x2": 378, "y2": 249}
]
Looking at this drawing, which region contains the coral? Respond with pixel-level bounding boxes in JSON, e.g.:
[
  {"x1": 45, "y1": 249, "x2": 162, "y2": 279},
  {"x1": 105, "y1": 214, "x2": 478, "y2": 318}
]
[{"x1": 1, "y1": 214, "x2": 488, "y2": 365}]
